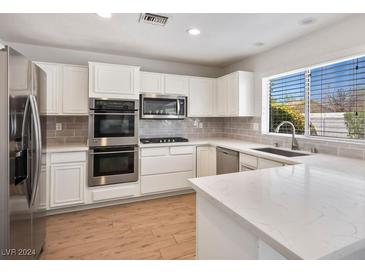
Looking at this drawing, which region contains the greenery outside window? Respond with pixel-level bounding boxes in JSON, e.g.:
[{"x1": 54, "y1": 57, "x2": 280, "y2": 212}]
[{"x1": 267, "y1": 55, "x2": 365, "y2": 140}]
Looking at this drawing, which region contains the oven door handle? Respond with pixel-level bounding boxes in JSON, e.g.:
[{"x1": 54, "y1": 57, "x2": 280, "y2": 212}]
[
  {"x1": 89, "y1": 113, "x2": 137, "y2": 116},
  {"x1": 89, "y1": 150, "x2": 138, "y2": 155}
]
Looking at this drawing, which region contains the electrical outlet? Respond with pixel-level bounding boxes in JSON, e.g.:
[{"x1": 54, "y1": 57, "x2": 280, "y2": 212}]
[
  {"x1": 198, "y1": 122, "x2": 203, "y2": 128},
  {"x1": 56, "y1": 123, "x2": 62, "y2": 131},
  {"x1": 193, "y1": 120, "x2": 199, "y2": 127},
  {"x1": 253, "y1": 123, "x2": 259, "y2": 131}
]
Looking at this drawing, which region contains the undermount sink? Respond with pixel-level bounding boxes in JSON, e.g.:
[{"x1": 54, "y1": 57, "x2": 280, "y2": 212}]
[{"x1": 252, "y1": 147, "x2": 310, "y2": 157}]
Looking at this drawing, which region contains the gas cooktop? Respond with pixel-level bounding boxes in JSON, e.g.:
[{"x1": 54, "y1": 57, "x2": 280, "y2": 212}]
[{"x1": 140, "y1": 137, "x2": 189, "y2": 144}]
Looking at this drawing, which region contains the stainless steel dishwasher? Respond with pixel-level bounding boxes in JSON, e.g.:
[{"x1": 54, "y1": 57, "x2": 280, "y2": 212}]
[{"x1": 216, "y1": 147, "x2": 239, "y2": 175}]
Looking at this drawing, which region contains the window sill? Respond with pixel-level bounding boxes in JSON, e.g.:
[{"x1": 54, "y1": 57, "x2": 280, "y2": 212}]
[{"x1": 263, "y1": 132, "x2": 365, "y2": 146}]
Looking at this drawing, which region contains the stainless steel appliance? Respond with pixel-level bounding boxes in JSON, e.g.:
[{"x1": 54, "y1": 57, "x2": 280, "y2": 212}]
[
  {"x1": 88, "y1": 145, "x2": 139, "y2": 187},
  {"x1": 216, "y1": 147, "x2": 239, "y2": 175},
  {"x1": 140, "y1": 137, "x2": 189, "y2": 144},
  {"x1": 89, "y1": 98, "x2": 139, "y2": 147},
  {"x1": 0, "y1": 46, "x2": 47, "y2": 259},
  {"x1": 140, "y1": 94, "x2": 187, "y2": 119}
]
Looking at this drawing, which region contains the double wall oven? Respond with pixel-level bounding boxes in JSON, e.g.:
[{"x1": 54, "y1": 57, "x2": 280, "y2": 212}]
[{"x1": 88, "y1": 98, "x2": 139, "y2": 187}]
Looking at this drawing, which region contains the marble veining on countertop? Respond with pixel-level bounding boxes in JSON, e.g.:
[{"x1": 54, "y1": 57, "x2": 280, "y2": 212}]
[{"x1": 187, "y1": 138, "x2": 365, "y2": 259}]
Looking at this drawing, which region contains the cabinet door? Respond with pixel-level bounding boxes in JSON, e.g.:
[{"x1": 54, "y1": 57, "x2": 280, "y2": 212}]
[
  {"x1": 140, "y1": 71, "x2": 164, "y2": 94},
  {"x1": 62, "y1": 65, "x2": 88, "y2": 114},
  {"x1": 189, "y1": 77, "x2": 215, "y2": 117},
  {"x1": 164, "y1": 74, "x2": 189, "y2": 95},
  {"x1": 90, "y1": 62, "x2": 139, "y2": 99},
  {"x1": 197, "y1": 146, "x2": 216, "y2": 177},
  {"x1": 36, "y1": 62, "x2": 60, "y2": 114},
  {"x1": 226, "y1": 73, "x2": 239, "y2": 116},
  {"x1": 216, "y1": 77, "x2": 227, "y2": 116},
  {"x1": 50, "y1": 162, "x2": 85, "y2": 208}
]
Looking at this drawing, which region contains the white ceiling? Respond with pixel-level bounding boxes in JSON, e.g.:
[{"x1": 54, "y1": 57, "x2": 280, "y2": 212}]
[{"x1": 0, "y1": 13, "x2": 350, "y2": 67}]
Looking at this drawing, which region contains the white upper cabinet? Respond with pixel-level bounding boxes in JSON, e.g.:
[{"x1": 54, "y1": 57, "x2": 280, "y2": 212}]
[
  {"x1": 36, "y1": 62, "x2": 88, "y2": 115},
  {"x1": 216, "y1": 76, "x2": 228, "y2": 116},
  {"x1": 89, "y1": 62, "x2": 140, "y2": 99},
  {"x1": 215, "y1": 71, "x2": 254, "y2": 117},
  {"x1": 140, "y1": 71, "x2": 164, "y2": 94},
  {"x1": 138, "y1": 69, "x2": 253, "y2": 117},
  {"x1": 226, "y1": 72, "x2": 239, "y2": 116},
  {"x1": 188, "y1": 77, "x2": 216, "y2": 117},
  {"x1": 164, "y1": 74, "x2": 189, "y2": 95},
  {"x1": 62, "y1": 66, "x2": 88, "y2": 114},
  {"x1": 36, "y1": 62, "x2": 60, "y2": 115}
]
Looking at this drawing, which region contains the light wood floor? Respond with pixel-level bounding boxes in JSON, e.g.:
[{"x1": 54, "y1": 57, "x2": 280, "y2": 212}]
[{"x1": 41, "y1": 193, "x2": 196, "y2": 260}]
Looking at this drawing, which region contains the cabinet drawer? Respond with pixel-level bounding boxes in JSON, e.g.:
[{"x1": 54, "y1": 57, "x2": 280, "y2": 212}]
[
  {"x1": 50, "y1": 151, "x2": 86, "y2": 164},
  {"x1": 239, "y1": 153, "x2": 258, "y2": 169},
  {"x1": 257, "y1": 158, "x2": 285, "y2": 169},
  {"x1": 141, "y1": 171, "x2": 193, "y2": 194},
  {"x1": 141, "y1": 154, "x2": 194, "y2": 175},
  {"x1": 141, "y1": 147, "x2": 169, "y2": 157},
  {"x1": 91, "y1": 184, "x2": 137, "y2": 202},
  {"x1": 170, "y1": 146, "x2": 195, "y2": 155}
]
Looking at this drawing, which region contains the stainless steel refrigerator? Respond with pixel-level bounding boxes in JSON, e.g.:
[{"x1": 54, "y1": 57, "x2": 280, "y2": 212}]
[{"x1": 0, "y1": 45, "x2": 47, "y2": 259}]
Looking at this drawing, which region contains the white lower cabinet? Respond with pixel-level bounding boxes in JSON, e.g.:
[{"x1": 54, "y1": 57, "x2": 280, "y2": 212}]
[
  {"x1": 49, "y1": 151, "x2": 86, "y2": 209},
  {"x1": 240, "y1": 152, "x2": 285, "y2": 171},
  {"x1": 140, "y1": 145, "x2": 196, "y2": 194},
  {"x1": 141, "y1": 171, "x2": 193, "y2": 194},
  {"x1": 197, "y1": 146, "x2": 216, "y2": 177},
  {"x1": 49, "y1": 162, "x2": 86, "y2": 208},
  {"x1": 89, "y1": 183, "x2": 139, "y2": 203},
  {"x1": 257, "y1": 158, "x2": 285, "y2": 169}
]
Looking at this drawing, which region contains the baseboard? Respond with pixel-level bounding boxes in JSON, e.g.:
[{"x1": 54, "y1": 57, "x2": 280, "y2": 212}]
[{"x1": 45, "y1": 189, "x2": 195, "y2": 216}]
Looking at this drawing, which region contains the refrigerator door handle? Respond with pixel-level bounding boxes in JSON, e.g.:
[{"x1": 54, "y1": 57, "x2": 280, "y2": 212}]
[
  {"x1": 29, "y1": 95, "x2": 42, "y2": 206},
  {"x1": 14, "y1": 96, "x2": 31, "y2": 186},
  {"x1": 20, "y1": 96, "x2": 31, "y2": 150}
]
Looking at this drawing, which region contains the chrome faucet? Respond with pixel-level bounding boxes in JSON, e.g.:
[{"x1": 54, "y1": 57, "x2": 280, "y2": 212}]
[{"x1": 274, "y1": 121, "x2": 299, "y2": 150}]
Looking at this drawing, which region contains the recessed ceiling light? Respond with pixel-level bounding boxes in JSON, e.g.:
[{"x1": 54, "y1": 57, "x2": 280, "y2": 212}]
[
  {"x1": 254, "y1": 42, "x2": 265, "y2": 47},
  {"x1": 96, "y1": 12, "x2": 112, "y2": 18},
  {"x1": 300, "y1": 17, "x2": 316, "y2": 25},
  {"x1": 187, "y1": 28, "x2": 201, "y2": 36}
]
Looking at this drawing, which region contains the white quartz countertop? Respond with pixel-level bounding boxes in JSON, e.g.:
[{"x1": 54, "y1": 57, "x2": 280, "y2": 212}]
[
  {"x1": 186, "y1": 138, "x2": 365, "y2": 259},
  {"x1": 46, "y1": 138, "x2": 365, "y2": 259},
  {"x1": 45, "y1": 144, "x2": 89, "y2": 153}
]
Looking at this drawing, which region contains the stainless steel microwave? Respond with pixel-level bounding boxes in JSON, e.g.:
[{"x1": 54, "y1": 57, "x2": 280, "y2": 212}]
[{"x1": 140, "y1": 94, "x2": 187, "y2": 119}]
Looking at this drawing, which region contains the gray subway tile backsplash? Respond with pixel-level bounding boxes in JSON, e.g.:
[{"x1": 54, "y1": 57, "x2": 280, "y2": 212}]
[
  {"x1": 46, "y1": 116, "x2": 88, "y2": 145},
  {"x1": 46, "y1": 115, "x2": 365, "y2": 160}
]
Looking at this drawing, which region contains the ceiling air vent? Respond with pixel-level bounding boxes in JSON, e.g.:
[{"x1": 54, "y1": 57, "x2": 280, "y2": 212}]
[{"x1": 139, "y1": 13, "x2": 168, "y2": 26}]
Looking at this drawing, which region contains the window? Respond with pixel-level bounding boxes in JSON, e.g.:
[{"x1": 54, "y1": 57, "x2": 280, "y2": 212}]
[
  {"x1": 269, "y1": 71, "x2": 306, "y2": 135},
  {"x1": 267, "y1": 55, "x2": 365, "y2": 140}
]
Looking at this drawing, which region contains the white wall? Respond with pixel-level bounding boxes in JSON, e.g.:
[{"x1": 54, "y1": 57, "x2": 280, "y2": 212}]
[
  {"x1": 8, "y1": 42, "x2": 223, "y2": 78},
  {"x1": 223, "y1": 14, "x2": 365, "y2": 116}
]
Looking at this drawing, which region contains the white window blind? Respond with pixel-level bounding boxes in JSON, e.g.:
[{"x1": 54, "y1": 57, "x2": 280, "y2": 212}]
[
  {"x1": 269, "y1": 71, "x2": 306, "y2": 135},
  {"x1": 268, "y1": 55, "x2": 365, "y2": 140},
  {"x1": 310, "y1": 57, "x2": 365, "y2": 139}
]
